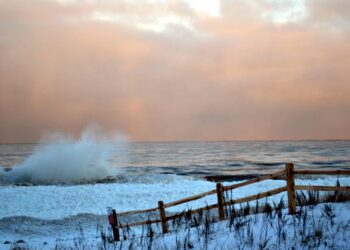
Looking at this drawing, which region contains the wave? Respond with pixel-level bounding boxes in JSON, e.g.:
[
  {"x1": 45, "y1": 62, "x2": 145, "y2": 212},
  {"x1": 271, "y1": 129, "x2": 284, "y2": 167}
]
[
  {"x1": 0, "y1": 127, "x2": 128, "y2": 185},
  {"x1": 308, "y1": 160, "x2": 350, "y2": 166}
]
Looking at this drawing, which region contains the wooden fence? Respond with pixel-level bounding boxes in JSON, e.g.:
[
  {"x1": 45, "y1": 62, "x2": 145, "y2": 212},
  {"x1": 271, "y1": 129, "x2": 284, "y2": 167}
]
[{"x1": 107, "y1": 163, "x2": 350, "y2": 241}]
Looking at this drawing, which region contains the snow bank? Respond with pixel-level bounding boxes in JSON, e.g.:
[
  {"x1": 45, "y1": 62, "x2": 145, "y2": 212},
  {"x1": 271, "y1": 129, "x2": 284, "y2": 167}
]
[
  {"x1": 1, "y1": 174, "x2": 349, "y2": 220},
  {"x1": 2, "y1": 202, "x2": 350, "y2": 250}
]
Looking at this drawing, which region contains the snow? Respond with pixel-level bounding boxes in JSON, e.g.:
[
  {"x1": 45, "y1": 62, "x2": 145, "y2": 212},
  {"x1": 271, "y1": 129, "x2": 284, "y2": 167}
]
[
  {"x1": 1, "y1": 174, "x2": 350, "y2": 249},
  {"x1": 2, "y1": 202, "x2": 350, "y2": 249},
  {"x1": 1, "y1": 175, "x2": 349, "y2": 219}
]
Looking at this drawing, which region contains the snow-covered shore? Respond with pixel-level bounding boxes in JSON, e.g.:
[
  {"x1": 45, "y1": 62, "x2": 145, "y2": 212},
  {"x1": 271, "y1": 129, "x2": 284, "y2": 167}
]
[
  {"x1": 1, "y1": 174, "x2": 349, "y2": 219},
  {"x1": 2, "y1": 202, "x2": 350, "y2": 249},
  {"x1": 1, "y1": 174, "x2": 350, "y2": 249}
]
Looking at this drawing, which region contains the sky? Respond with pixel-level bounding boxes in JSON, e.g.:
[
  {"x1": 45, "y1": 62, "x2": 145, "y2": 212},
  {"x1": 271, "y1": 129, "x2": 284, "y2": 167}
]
[{"x1": 0, "y1": 0, "x2": 350, "y2": 142}]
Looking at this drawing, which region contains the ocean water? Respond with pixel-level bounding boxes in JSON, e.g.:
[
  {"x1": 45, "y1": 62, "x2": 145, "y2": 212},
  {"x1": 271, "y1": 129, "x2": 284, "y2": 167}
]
[{"x1": 1, "y1": 141, "x2": 350, "y2": 181}]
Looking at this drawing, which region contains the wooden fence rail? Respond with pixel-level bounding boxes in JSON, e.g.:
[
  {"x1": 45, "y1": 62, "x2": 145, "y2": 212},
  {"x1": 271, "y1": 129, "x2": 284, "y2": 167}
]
[
  {"x1": 108, "y1": 163, "x2": 350, "y2": 240},
  {"x1": 223, "y1": 170, "x2": 285, "y2": 191},
  {"x1": 223, "y1": 186, "x2": 287, "y2": 207},
  {"x1": 163, "y1": 189, "x2": 217, "y2": 209}
]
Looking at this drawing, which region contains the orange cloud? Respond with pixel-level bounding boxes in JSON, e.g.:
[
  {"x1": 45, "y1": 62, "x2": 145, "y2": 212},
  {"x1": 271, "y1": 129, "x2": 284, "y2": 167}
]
[{"x1": 1, "y1": 0, "x2": 350, "y2": 142}]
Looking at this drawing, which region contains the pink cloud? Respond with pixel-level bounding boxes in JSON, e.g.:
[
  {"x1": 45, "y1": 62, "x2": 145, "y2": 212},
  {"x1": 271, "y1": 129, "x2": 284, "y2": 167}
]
[{"x1": 1, "y1": 0, "x2": 350, "y2": 142}]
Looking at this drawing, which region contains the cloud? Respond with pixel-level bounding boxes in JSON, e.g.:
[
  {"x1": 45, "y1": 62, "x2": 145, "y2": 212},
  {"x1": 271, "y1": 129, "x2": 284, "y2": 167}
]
[{"x1": 1, "y1": 0, "x2": 350, "y2": 142}]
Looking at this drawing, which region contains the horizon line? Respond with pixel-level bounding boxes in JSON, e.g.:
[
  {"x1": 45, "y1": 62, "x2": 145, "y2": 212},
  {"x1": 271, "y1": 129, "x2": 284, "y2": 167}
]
[{"x1": 1, "y1": 138, "x2": 350, "y2": 144}]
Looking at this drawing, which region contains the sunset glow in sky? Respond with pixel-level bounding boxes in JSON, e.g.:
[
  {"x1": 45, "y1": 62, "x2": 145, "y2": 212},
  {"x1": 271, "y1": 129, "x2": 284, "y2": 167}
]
[{"x1": 1, "y1": 0, "x2": 350, "y2": 142}]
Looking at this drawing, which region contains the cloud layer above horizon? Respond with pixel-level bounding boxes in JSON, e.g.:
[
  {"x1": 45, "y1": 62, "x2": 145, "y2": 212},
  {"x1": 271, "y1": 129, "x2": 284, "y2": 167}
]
[{"x1": 1, "y1": 0, "x2": 350, "y2": 142}]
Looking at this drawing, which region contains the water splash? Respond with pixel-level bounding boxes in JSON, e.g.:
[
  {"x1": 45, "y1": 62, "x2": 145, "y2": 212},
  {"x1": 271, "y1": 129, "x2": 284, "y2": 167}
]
[{"x1": 2, "y1": 127, "x2": 128, "y2": 185}]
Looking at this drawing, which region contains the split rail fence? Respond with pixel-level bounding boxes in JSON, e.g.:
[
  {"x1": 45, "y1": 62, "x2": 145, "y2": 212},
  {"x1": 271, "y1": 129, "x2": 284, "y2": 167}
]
[{"x1": 107, "y1": 163, "x2": 350, "y2": 241}]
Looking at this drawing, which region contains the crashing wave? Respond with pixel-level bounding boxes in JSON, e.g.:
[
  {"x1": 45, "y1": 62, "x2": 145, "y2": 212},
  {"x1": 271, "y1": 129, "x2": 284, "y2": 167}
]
[{"x1": 0, "y1": 127, "x2": 128, "y2": 185}]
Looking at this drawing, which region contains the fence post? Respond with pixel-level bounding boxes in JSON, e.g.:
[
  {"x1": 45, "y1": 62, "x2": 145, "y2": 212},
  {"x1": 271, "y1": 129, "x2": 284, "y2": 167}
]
[
  {"x1": 216, "y1": 182, "x2": 225, "y2": 220},
  {"x1": 286, "y1": 163, "x2": 296, "y2": 214},
  {"x1": 107, "y1": 207, "x2": 120, "y2": 241},
  {"x1": 158, "y1": 201, "x2": 168, "y2": 234}
]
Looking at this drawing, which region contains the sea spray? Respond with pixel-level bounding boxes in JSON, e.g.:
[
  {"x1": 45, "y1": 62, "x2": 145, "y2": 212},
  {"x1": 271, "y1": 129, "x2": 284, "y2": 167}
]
[{"x1": 2, "y1": 127, "x2": 128, "y2": 184}]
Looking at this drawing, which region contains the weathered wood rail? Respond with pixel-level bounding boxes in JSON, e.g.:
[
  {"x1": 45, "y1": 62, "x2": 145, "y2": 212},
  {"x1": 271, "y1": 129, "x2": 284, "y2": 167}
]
[{"x1": 107, "y1": 163, "x2": 350, "y2": 240}]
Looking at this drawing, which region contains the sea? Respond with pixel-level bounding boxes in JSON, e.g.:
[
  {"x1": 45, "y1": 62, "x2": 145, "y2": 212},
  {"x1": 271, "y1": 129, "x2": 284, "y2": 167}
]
[{"x1": 1, "y1": 140, "x2": 350, "y2": 180}]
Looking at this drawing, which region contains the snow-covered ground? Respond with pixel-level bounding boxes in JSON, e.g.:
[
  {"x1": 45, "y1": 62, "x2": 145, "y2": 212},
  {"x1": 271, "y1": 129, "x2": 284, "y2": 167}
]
[
  {"x1": 1, "y1": 174, "x2": 349, "y2": 249},
  {"x1": 1, "y1": 175, "x2": 349, "y2": 219},
  {"x1": 2, "y1": 201, "x2": 350, "y2": 249}
]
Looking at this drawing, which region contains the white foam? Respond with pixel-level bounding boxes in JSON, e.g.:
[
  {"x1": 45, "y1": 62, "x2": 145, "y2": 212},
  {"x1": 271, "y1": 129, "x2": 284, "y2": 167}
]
[{"x1": 1, "y1": 127, "x2": 128, "y2": 184}]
